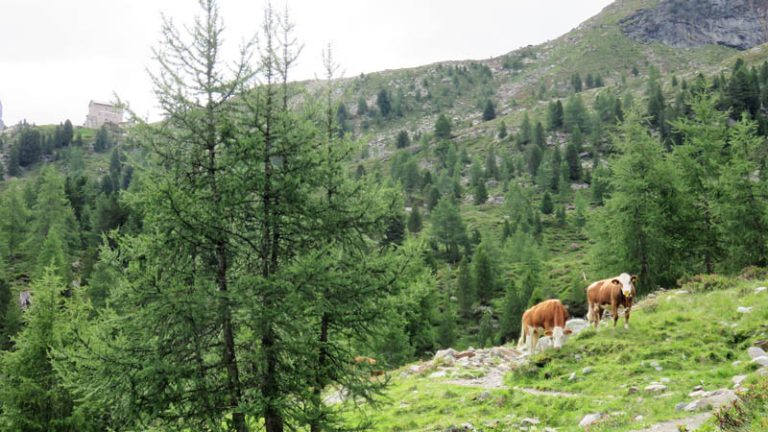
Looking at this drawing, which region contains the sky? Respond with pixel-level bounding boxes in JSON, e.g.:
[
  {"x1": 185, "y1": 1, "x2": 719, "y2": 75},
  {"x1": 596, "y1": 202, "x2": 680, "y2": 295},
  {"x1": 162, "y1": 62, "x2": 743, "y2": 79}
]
[{"x1": 0, "y1": 0, "x2": 613, "y2": 126}]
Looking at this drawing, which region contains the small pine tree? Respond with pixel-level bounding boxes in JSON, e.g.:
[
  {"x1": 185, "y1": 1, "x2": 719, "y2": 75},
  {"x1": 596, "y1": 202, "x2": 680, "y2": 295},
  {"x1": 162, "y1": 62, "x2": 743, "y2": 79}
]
[
  {"x1": 555, "y1": 205, "x2": 566, "y2": 226},
  {"x1": 477, "y1": 310, "x2": 494, "y2": 348},
  {"x1": 408, "y1": 206, "x2": 423, "y2": 233},
  {"x1": 497, "y1": 121, "x2": 508, "y2": 139},
  {"x1": 473, "y1": 245, "x2": 495, "y2": 304},
  {"x1": 533, "y1": 121, "x2": 546, "y2": 148},
  {"x1": 499, "y1": 281, "x2": 524, "y2": 343},
  {"x1": 357, "y1": 96, "x2": 368, "y2": 116},
  {"x1": 565, "y1": 141, "x2": 581, "y2": 181},
  {"x1": 434, "y1": 114, "x2": 453, "y2": 140},
  {"x1": 377, "y1": 88, "x2": 392, "y2": 117},
  {"x1": 540, "y1": 192, "x2": 554, "y2": 215},
  {"x1": 396, "y1": 130, "x2": 411, "y2": 148},
  {"x1": 482, "y1": 99, "x2": 496, "y2": 121},
  {"x1": 456, "y1": 258, "x2": 474, "y2": 320},
  {"x1": 474, "y1": 181, "x2": 488, "y2": 205},
  {"x1": 437, "y1": 293, "x2": 457, "y2": 348},
  {"x1": 502, "y1": 219, "x2": 513, "y2": 242}
]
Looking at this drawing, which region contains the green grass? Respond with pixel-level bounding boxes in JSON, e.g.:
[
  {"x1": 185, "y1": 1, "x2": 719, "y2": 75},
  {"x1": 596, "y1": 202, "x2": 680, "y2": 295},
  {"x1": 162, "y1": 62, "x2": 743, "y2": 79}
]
[{"x1": 342, "y1": 279, "x2": 768, "y2": 431}]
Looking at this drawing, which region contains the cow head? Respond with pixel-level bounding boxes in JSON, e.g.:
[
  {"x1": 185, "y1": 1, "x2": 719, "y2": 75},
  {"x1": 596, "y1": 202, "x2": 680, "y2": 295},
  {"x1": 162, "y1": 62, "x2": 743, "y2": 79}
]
[
  {"x1": 613, "y1": 273, "x2": 636, "y2": 299},
  {"x1": 552, "y1": 326, "x2": 568, "y2": 349}
]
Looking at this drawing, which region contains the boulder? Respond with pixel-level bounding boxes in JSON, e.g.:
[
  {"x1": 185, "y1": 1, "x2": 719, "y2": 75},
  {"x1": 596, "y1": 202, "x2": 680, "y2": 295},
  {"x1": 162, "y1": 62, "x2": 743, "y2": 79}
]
[
  {"x1": 755, "y1": 286, "x2": 767, "y2": 293},
  {"x1": 753, "y1": 356, "x2": 768, "y2": 367},
  {"x1": 748, "y1": 346, "x2": 767, "y2": 360},
  {"x1": 432, "y1": 348, "x2": 456, "y2": 360},
  {"x1": 683, "y1": 389, "x2": 738, "y2": 412},
  {"x1": 645, "y1": 383, "x2": 668, "y2": 393},
  {"x1": 737, "y1": 306, "x2": 753, "y2": 313},
  {"x1": 566, "y1": 318, "x2": 589, "y2": 335},
  {"x1": 579, "y1": 413, "x2": 603, "y2": 429}
]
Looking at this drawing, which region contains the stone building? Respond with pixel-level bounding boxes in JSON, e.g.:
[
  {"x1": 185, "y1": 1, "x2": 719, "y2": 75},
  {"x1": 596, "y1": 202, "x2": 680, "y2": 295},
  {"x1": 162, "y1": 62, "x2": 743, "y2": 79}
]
[{"x1": 84, "y1": 100, "x2": 123, "y2": 128}]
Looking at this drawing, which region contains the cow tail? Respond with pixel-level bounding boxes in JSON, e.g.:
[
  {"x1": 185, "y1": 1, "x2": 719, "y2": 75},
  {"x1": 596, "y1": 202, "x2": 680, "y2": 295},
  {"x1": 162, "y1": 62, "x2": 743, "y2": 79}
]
[
  {"x1": 517, "y1": 320, "x2": 526, "y2": 349},
  {"x1": 586, "y1": 303, "x2": 593, "y2": 323}
]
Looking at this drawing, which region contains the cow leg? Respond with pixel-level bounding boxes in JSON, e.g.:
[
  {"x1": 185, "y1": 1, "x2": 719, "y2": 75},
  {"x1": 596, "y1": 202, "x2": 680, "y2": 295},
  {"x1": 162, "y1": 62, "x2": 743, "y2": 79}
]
[
  {"x1": 529, "y1": 328, "x2": 539, "y2": 355},
  {"x1": 594, "y1": 306, "x2": 603, "y2": 329},
  {"x1": 624, "y1": 307, "x2": 631, "y2": 329},
  {"x1": 612, "y1": 303, "x2": 619, "y2": 328}
]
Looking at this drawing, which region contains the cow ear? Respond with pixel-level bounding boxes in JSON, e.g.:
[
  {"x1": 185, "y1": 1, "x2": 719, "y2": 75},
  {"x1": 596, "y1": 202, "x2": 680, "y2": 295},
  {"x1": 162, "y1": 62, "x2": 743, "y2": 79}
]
[
  {"x1": 565, "y1": 329, "x2": 573, "y2": 335},
  {"x1": 631, "y1": 275, "x2": 638, "y2": 284},
  {"x1": 612, "y1": 279, "x2": 620, "y2": 285}
]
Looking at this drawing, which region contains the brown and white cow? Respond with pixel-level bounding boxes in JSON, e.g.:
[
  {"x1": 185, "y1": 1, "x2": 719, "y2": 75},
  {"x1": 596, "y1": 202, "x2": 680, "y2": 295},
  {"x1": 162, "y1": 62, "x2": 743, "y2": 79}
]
[
  {"x1": 586, "y1": 273, "x2": 637, "y2": 329},
  {"x1": 517, "y1": 299, "x2": 572, "y2": 355}
]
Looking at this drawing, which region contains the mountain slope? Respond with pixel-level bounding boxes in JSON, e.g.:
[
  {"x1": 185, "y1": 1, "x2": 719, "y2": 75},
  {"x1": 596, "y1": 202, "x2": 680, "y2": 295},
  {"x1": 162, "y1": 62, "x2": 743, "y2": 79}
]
[{"x1": 341, "y1": 278, "x2": 768, "y2": 431}]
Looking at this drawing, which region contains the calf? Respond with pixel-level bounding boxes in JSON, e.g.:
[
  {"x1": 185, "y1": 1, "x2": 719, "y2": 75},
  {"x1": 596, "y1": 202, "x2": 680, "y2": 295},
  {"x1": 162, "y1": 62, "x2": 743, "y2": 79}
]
[
  {"x1": 517, "y1": 299, "x2": 572, "y2": 355},
  {"x1": 586, "y1": 273, "x2": 637, "y2": 329}
]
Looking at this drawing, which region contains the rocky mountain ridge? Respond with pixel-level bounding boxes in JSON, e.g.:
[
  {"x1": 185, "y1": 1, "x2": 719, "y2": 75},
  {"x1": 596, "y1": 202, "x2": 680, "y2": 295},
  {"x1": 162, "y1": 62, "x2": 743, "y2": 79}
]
[{"x1": 621, "y1": 0, "x2": 768, "y2": 50}]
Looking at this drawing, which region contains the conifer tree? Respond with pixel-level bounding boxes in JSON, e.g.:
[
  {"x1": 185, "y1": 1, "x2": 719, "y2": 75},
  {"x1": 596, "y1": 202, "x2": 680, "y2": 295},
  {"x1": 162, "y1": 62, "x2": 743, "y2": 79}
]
[
  {"x1": 408, "y1": 206, "x2": 423, "y2": 233},
  {"x1": 482, "y1": 99, "x2": 496, "y2": 121},
  {"x1": 715, "y1": 115, "x2": 768, "y2": 270},
  {"x1": 431, "y1": 198, "x2": 469, "y2": 263},
  {"x1": 591, "y1": 112, "x2": 686, "y2": 292},
  {"x1": 497, "y1": 120, "x2": 508, "y2": 139},
  {"x1": 434, "y1": 114, "x2": 453, "y2": 140},
  {"x1": 396, "y1": 130, "x2": 411, "y2": 148},
  {"x1": 456, "y1": 258, "x2": 474, "y2": 320},
  {"x1": 540, "y1": 191, "x2": 554, "y2": 215},
  {"x1": 473, "y1": 244, "x2": 495, "y2": 305},
  {"x1": 499, "y1": 280, "x2": 524, "y2": 343},
  {"x1": 518, "y1": 113, "x2": 532, "y2": 148},
  {"x1": 477, "y1": 310, "x2": 494, "y2": 347},
  {"x1": 0, "y1": 270, "x2": 82, "y2": 431},
  {"x1": 533, "y1": 121, "x2": 546, "y2": 148}
]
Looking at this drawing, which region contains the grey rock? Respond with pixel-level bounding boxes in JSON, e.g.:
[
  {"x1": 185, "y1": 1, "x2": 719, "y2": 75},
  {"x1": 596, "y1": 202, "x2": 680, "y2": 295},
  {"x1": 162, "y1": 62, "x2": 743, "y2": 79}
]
[
  {"x1": 434, "y1": 348, "x2": 458, "y2": 361},
  {"x1": 621, "y1": 0, "x2": 768, "y2": 50},
  {"x1": 429, "y1": 370, "x2": 447, "y2": 378},
  {"x1": 476, "y1": 390, "x2": 491, "y2": 401},
  {"x1": 645, "y1": 383, "x2": 668, "y2": 392},
  {"x1": 753, "y1": 356, "x2": 768, "y2": 367},
  {"x1": 579, "y1": 413, "x2": 603, "y2": 429},
  {"x1": 582, "y1": 367, "x2": 593, "y2": 375},
  {"x1": 755, "y1": 286, "x2": 767, "y2": 293},
  {"x1": 568, "y1": 372, "x2": 577, "y2": 382},
  {"x1": 692, "y1": 385, "x2": 704, "y2": 391},
  {"x1": 684, "y1": 389, "x2": 738, "y2": 412},
  {"x1": 748, "y1": 347, "x2": 767, "y2": 360},
  {"x1": 567, "y1": 318, "x2": 589, "y2": 335},
  {"x1": 675, "y1": 402, "x2": 687, "y2": 411},
  {"x1": 521, "y1": 417, "x2": 540, "y2": 426},
  {"x1": 738, "y1": 306, "x2": 753, "y2": 313},
  {"x1": 732, "y1": 375, "x2": 747, "y2": 388}
]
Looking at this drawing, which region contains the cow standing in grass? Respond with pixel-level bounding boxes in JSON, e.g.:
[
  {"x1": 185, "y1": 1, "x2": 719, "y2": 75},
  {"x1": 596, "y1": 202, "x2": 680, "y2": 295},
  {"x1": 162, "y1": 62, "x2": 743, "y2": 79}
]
[
  {"x1": 586, "y1": 273, "x2": 637, "y2": 329},
  {"x1": 517, "y1": 299, "x2": 572, "y2": 355}
]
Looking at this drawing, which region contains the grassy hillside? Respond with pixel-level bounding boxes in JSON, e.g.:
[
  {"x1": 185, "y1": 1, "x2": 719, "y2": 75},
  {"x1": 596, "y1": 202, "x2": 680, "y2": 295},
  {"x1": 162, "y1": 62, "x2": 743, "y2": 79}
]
[{"x1": 341, "y1": 277, "x2": 768, "y2": 431}]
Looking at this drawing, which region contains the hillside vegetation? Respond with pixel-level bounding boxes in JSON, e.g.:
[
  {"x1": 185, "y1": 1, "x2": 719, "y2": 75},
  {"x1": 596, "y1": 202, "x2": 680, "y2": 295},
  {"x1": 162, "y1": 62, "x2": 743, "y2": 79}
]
[{"x1": 2, "y1": 0, "x2": 768, "y2": 430}]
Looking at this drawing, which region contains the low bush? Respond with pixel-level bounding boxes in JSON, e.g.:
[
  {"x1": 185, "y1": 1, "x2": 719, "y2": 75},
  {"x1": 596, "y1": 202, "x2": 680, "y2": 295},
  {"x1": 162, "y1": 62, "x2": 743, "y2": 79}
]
[{"x1": 677, "y1": 274, "x2": 734, "y2": 293}]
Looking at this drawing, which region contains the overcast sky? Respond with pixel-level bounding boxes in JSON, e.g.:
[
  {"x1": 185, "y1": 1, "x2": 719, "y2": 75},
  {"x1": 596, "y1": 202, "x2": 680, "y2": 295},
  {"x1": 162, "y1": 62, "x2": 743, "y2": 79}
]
[{"x1": 0, "y1": 0, "x2": 613, "y2": 126}]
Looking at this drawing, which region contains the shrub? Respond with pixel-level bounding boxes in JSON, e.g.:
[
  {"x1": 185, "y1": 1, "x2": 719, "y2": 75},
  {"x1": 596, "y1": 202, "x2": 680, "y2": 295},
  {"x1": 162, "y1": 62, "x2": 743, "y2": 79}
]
[
  {"x1": 677, "y1": 274, "x2": 734, "y2": 293},
  {"x1": 738, "y1": 266, "x2": 768, "y2": 281}
]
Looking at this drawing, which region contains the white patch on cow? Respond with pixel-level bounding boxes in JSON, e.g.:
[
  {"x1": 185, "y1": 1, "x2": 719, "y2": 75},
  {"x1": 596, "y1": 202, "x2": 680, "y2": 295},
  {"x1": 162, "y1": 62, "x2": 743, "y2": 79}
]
[
  {"x1": 617, "y1": 273, "x2": 634, "y2": 297},
  {"x1": 552, "y1": 326, "x2": 566, "y2": 349}
]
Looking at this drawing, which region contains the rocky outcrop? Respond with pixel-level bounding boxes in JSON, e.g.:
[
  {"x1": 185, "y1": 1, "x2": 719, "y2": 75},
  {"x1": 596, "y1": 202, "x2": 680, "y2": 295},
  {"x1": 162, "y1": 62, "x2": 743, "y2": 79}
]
[{"x1": 621, "y1": 0, "x2": 768, "y2": 50}]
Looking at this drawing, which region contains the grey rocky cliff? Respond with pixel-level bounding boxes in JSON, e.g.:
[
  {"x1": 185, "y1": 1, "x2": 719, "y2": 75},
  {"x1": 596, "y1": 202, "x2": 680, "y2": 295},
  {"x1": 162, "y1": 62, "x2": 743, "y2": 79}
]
[{"x1": 621, "y1": 0, "x2": 768, "y2": 50}]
